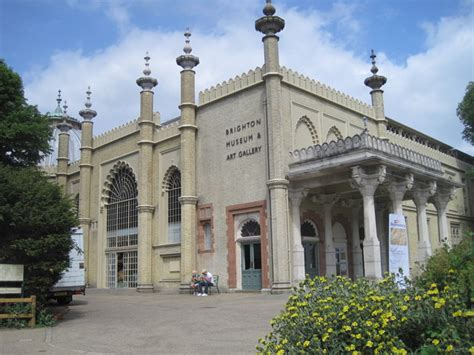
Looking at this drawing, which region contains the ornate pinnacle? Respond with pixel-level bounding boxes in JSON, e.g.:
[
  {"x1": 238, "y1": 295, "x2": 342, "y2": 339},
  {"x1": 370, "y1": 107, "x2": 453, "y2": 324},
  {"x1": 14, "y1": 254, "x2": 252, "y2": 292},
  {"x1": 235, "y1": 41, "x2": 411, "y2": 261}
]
[
  {"x1": 137, "y1": 52, "x2": 158, "y2": 91},
  {"x1": 79, "y1": 86, "x2": 97, "y2": 121},
  {"x1": 57, "y1": 89, "x2": 62, "y2": 106},
  {"x1": 62, "y1": 100, "x2": 68, "y2": 116},
  {"x1": 176, "y1": 29, "x2": 200, "y2": 70},
  {"x1": 255, "y1": 0, "x2": 285, "y2": 35},
  {"x1": 364, "y1": 49, "x2": 387, "y2": 91}
]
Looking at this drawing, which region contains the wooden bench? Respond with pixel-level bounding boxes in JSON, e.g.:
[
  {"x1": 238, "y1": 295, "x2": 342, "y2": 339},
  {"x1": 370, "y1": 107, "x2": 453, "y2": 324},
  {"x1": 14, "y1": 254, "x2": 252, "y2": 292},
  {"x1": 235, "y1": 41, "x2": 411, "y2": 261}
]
[
  {"x1": 0, "y1": 264, "x2": 36, "y2": 327},
  {"x1": 190, "y1": 275, "x2": 220, "y2": 295}
]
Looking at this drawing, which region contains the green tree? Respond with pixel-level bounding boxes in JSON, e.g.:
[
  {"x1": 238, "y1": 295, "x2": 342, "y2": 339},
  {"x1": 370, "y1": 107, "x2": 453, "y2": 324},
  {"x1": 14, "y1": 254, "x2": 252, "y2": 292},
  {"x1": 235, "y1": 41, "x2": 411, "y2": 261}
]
[
  {"x1": 457, "y1": 81, "x2": 474, "y2": 146},
  {"x1": 0, "y1": 59, "x2": 52, "y2": 167},
  {"x1": 0, "y1": 59, "x2": 76, "y2": 304}
]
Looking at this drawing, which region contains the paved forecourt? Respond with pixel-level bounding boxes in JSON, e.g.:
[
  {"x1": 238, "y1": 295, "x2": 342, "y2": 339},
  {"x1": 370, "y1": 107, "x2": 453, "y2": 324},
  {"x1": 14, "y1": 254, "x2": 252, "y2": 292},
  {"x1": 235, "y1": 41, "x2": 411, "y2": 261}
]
[{"x1": 0, "y1": 289, "x2": 288, "y2": 354}]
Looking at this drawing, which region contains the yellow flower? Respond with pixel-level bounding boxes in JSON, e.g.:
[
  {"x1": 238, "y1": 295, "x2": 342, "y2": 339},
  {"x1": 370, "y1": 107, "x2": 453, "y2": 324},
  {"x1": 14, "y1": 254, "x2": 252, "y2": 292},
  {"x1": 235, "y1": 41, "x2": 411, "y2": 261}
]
[
  {"x1": 432, "y1": 339, "x2": 440, "y2": 346},
  {"x1": 415, "y1": 295, "x2": 421, "y2": 301},
  {"x1": 366, "y1": 340, "x2": 374, "y2": 348},
  {"x1": 401, "y1": 305, "x2": 408, "y2": 312},
  {"x1": 452, "y1": 310, "x2": 462, "y2": 317},
  {"x1": 303, "y1": 340, "x2": 310, "y2": 348},
  {"x1": 281, "y1": 339, "x2": 288, "y2": 345},
  {"x1": 355, "y1": 334, "x2": 362, "y2": 339},
  {"x1": 430, "y1": 283, "x2": 437, "y2": 288},
  {"x1": 327, "y1": 328, "x2": 334, "y2": 333},
  {"x1": 276, "y1": 350, "x2": 285, "y2": 355},
  {"x1": 366, "y1": 321, "x2": 373, "y2": 327},
  {"x1": 446, "y1": 344, "x2": 453, "y2": 352},
  {"x1": 322, "y1": 333, "x2": 329, "y2": 342},
  {"x1": 434, "y1": 303, "x2": 443, "y2": 309},
  {"x1": 403, "y1": 295, "x2": 410, "y2": 302},
  {"x1": 464, "y1": 310, "x2": 474, "y2": 317},
  {"x1": 351, "y1": 321, "x2": 358, "y2": 327}
]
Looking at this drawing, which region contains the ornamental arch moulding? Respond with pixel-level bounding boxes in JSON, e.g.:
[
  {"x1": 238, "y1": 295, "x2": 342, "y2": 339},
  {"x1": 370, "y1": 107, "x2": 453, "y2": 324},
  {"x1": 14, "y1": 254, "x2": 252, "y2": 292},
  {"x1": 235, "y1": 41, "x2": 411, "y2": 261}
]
[
  {"x1": 162, "y1": 165, "x2": 181, "y2": 194},
  {"x1": 295, "y1": 115, "x2": 319, "y2": 149},
  {"x1": 326, "y1": 125, "x2": 343, "y2": 142},
  {"x1": 101, "y1": 161, "x2": 138, "y2": 210}
]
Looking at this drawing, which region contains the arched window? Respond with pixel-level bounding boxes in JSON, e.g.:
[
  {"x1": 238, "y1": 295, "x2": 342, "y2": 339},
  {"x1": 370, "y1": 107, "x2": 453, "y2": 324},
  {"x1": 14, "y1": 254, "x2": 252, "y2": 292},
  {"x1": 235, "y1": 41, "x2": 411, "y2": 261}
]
[
  {"x1": 301, "y1": 220, "x2": 317, "y2": 237},
  {"x1": 241, "y1": 220, "x2": 260, "y2": 237},
  {"x1": 166, "y1": 169, "x2": 181, "y2": 243},
  {"x1": 105, "y1": 163, "x2": 138, "y2": 288},
  {"x1": 106, "y1": 166, "x2": 138, "y2": 248},
  {"x1": 73, "y1": 194, "x2": 80, "y2": 219}
]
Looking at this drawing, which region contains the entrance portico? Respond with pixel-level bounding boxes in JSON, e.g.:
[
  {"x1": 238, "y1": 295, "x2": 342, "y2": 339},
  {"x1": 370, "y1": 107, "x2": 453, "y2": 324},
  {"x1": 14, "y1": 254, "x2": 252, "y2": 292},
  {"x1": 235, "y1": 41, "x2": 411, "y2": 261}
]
[{"x1": 288, "y1": 130, "x2": 460, "y2": 283}]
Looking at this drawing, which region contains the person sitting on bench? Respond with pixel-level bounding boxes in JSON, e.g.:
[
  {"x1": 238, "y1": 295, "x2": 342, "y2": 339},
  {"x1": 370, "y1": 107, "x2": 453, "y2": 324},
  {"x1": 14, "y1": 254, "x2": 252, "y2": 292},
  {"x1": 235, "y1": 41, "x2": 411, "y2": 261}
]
[{"x1": 197, "y1": 269, "x2": 214, "y2": 296}]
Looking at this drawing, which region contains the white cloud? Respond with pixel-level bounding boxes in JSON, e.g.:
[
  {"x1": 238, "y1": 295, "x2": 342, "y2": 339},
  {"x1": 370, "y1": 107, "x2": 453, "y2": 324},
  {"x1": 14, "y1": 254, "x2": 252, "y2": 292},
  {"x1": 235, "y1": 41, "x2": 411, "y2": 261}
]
[{"x1": 24, "y1": 2, "x2": 474, "y2": 155}]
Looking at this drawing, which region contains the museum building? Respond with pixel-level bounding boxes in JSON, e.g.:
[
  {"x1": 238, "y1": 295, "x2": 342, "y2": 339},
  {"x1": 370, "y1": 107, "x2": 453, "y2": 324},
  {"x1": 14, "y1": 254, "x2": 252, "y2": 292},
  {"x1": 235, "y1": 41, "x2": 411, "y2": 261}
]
[{"x1": 42, "y1": 1, "x2": 474, "y2": 293}]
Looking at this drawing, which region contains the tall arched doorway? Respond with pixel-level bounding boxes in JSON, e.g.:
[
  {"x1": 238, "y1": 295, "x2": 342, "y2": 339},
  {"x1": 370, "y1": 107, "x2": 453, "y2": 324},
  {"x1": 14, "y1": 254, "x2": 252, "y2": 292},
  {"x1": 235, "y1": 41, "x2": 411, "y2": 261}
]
[
  {"x1": 301, "y1": 220, "x2": 320, "y2": 279},
  {"x1": 239, "y1": 219, "x2": 262, "y2": 290},
  {"x1": 104, "y1": 162, "x2": 138, "y2": 288}
]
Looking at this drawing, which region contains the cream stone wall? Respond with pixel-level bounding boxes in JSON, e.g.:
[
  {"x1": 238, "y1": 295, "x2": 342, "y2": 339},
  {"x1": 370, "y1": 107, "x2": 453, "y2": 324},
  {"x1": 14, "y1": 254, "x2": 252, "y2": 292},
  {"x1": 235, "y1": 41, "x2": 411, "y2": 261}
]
[{"x1": 196, "y1": 83, "x2": 267, "y2": 288}]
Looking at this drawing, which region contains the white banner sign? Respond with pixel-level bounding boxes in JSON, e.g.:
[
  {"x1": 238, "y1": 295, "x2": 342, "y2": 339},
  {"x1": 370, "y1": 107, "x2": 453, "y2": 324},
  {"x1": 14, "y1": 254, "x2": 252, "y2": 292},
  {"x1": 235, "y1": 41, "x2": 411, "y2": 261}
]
[{"x1": 389, "y1": 214, "x2": 410, "y2": 283}]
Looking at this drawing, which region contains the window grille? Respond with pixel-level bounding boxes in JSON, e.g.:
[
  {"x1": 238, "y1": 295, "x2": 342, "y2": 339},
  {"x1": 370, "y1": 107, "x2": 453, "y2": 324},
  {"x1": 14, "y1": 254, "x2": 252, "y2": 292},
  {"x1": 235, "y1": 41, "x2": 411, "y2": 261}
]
[
  {"x1": 105, "y1": 165, "x2": 138, "y2": 289},
  {"x1": 204, "y1": 222, "x2": 212, "y2": 250},
  {"x1": 106, "y1": 166, "x2": 138, "y2": 249},
  {"x1": 167, "y1": 169, "x2": 181, "y2": 243},
  {"x1": 241, "y1": 220, "x2": 260, "y2": 237},
  {"x1": 450, "y1": 223, "x2": 460, "y2": 241}
]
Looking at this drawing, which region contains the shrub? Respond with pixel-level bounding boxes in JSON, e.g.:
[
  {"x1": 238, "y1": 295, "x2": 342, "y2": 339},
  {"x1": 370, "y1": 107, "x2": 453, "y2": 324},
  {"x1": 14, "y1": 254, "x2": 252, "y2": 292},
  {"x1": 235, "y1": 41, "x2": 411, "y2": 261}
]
[
  {"x1": 414, "y1": 232, "x2": 474, "y2": 309},
  {"x1": 0, "y1": 302, "x2": 57, "y2": 328},
  {"x1": 257, "y1": 275, "x2": 473, "y2": 354}
]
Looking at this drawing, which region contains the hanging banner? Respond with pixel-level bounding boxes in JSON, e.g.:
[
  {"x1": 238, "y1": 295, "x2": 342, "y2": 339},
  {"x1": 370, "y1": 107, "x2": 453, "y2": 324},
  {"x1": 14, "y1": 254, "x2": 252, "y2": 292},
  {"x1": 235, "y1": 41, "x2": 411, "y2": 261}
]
[{"x1": 388, "y1": 214, "x2": 410, "y2": 283}]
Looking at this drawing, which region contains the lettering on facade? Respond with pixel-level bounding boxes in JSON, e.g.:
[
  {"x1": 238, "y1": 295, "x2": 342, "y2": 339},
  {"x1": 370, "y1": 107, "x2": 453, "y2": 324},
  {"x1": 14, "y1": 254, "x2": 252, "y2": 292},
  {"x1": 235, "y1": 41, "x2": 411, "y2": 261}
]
[{"x1": 225, "y1": 119, "x2": 263, "y2": 161}]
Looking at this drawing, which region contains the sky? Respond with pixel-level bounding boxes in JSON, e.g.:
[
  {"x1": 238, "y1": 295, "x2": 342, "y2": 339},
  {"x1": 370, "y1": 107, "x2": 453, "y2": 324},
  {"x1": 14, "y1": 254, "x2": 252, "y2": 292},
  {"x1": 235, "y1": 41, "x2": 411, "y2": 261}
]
[{"x1": 1, "y1": 0, "x2": 473, "y2": 154}]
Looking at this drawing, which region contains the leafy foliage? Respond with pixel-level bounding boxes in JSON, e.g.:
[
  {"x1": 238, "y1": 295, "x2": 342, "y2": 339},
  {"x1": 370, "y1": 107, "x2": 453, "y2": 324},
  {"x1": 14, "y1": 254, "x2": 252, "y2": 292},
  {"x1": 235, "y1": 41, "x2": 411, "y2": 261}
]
[
  {"x1": 0, "y1": 59, "x2": 52, "y2": 167},
  {"x1": 0, "y1": 302, "x2": 57, "y2": 328},
  {"x1": 0, "y1": 165, "x2": 77, "y2": 302},
  {"x1": 258, "y1": 274, "x2": 473, "y2": 354},
  {"x1": 414, "y1": 233, "x2": 474, "y2": 309},
  {"x1": 0, "y1": 61, "x2": 76, "y2": 304},
  {"x1": 457, "y1": 81, "x2": 474, "y2": 146}
]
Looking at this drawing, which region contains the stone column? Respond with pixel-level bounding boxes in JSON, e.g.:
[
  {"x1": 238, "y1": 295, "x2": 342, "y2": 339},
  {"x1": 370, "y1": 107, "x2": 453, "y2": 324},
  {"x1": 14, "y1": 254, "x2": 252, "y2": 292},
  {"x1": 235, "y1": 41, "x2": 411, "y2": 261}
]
[
  {"x1": 364, "y1": 50, "x2": 388, "y2": 140},
  {"x1": 56, "y1": 104, "x2": 71, "y2": 189},
  {"x1": 289, "y1": 189, "x2": 307, "y2": 284},
  {"x1": 413, "y1": 182, "x2": 437, "y2": 264},
  {"x1": 376, "y1": 205, "x2": 387, "y2": 274},
  {"x1": 256, "y1": 2, "x2": 291, "y2": 292},
  {"x1": 78, "y1": 88, "x2": 97, "y2": 287},
  {"x1": 387, "y1": 174, "x2": 414, "y2": 215},
  {"x1": 177, "y1": 31, "x2": 200, "y2": 290},
  {"x1": 350, "y1": 202, "x2": 364, "y2": 278},
  {"x1": 351, "y1": 165, "x2": 386, "y2": 279},
  {"x1": 433, "y1": 186, "x2": 455, "y2": 246},
  {"x1": 136, "y1": 54, "x2": 158, "y2": 292},
  {"x1": 318, "y1": 194, "x2": 339, "y2": 277}
]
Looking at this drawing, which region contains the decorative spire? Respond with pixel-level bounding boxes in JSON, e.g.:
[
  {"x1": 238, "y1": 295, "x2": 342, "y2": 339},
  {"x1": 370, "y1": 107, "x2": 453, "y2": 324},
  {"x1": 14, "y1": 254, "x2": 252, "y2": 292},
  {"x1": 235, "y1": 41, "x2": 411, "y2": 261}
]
[
  {"x1": 176, "y1": 29, "x2": 200, "y2": 70},
  {"x1": 79, "y1": 86, "x2": 97, "y2": 121},
  {"x1": 370, "y1": 49, "x2": 378, "y2": 75},
  {"x1": 62, "y1": 100, "x2": 68, "y2": 117},
  {"x1": 183, "y1": 28, "x2": 192, "y2": 54},
  {"x1": 136, "y1": 52, "x2": 158, "y2": 91},
  {"x1": 143, "y1": 52, "x2": 151, "y2": 76},
  {"x1": 263, "y1": 0, "x2": 276, "y2": 16},
  {"x1": 364, "y1": 49, "x2": 387, "y2": 91},
  {"x1": 255, "y1": 0, "x2": 285, "y2": 35},
  {"x1": 56, "y1": 89, "x2": 62, "y2": 106}
]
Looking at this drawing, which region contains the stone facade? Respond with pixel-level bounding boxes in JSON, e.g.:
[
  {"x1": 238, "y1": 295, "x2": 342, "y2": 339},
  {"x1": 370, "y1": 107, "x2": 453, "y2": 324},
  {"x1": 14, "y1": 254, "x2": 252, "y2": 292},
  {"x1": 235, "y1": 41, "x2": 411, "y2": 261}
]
[{"x1": 46, "y1": 2, "x2": 474, "y2": 293}]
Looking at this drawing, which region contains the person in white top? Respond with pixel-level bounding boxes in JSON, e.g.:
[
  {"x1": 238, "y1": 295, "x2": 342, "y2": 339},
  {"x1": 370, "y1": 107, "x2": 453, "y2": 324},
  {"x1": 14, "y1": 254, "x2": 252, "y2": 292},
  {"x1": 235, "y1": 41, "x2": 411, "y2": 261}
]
[{"x1": 197, "y1": 269, "x2": 214, "y2": 296}]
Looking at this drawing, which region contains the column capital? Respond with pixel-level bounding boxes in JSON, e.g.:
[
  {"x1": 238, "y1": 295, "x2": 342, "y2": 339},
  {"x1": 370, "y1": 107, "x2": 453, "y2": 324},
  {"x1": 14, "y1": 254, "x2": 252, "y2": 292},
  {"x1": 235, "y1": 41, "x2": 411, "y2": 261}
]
[
  {"x1": 433, "y1": 186, "x2": 456, "y2": 210},
  {"x1": 413, "y1": 181, "x2": 437, "y2": 206},
  {"x1": 288, "y1": 189, "x2": 308, "y2": 206},
  {"x1": 351, "y1": 165, "x2": 386, "y2": 196},
  {"x1": 387, "y1": 173, "x2": 414, "y2": 197},
  {"x1": 137, "y1": 204, "x2": 155, "y2": 213},
  {"x1": 179, "y1": 196, "x2": 199, "y2": 205}
]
